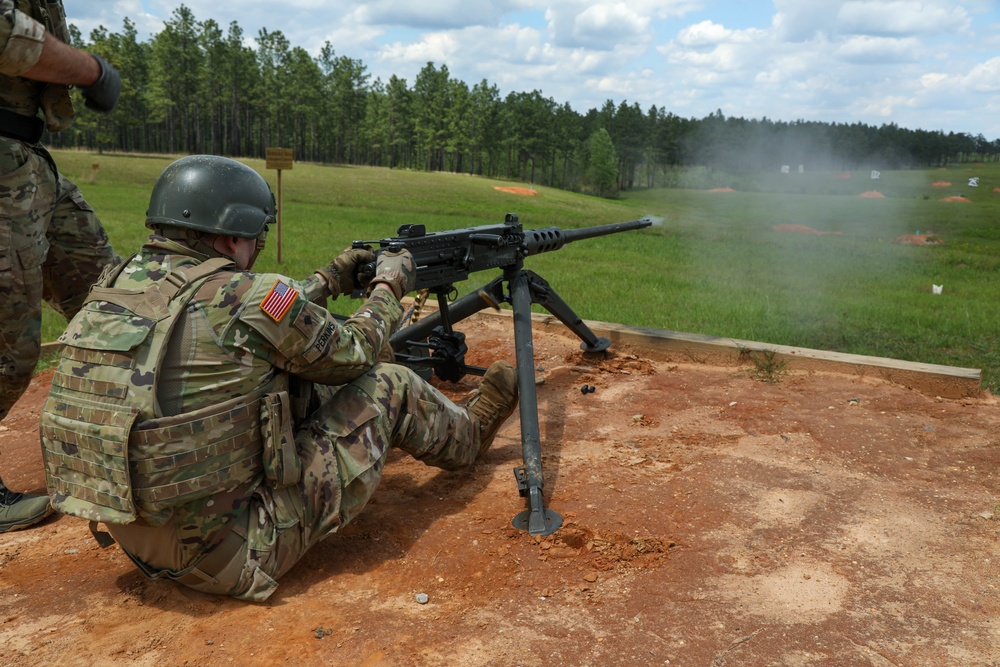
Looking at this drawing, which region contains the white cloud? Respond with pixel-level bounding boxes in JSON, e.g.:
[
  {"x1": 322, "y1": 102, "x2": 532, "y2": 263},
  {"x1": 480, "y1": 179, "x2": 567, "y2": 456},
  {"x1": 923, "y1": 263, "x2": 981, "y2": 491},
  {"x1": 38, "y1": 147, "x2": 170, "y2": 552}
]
[
  {"x1": 307, "y1": 7, "x2": 385, "y2": 56},
  {"x1": 857, "y1": 93, "x2": 914, "y2": 118},
  {"x1": 772, "y1": 0, "x2": 843, "y2": 41},
  {"x1": 675, "y1": 20, "x2": 735, "y2": 48},
  {"x1": 357, "y1": 0, "x2": 507, "y2": 29},
  {"x1": 570, "y1": 3, "x2": 651, "y2": 49},
  {"x1": 379, "y1": 32, "x2": 462, "y2": 66},
  {"x1": 772, "y1": 0, "x2": 973, "y2": 42},
  {"x1": 834, "y1": 36, "x2": 921, "y2": 64},
  {"x1": 662, "y1": 21, "x2": 775, "y2": 85},
  {"x1": 545, "y1": 1, "x2": 656, "y2": 49},
  {"x1": 837, "y1": 1, "x2": 971, "y2": 36},
  {"x1": 965, "y1": 56, "x2": 1000, "y2": 92},
  {"x1": 919, "y1": 72, "x2": 951, "y2": 90}
]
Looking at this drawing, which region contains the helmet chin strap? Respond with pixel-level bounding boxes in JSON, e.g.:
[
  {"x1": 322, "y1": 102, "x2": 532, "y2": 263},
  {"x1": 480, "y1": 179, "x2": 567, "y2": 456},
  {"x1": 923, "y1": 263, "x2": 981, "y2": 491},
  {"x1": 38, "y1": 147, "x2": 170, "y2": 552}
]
[
  {"x1": 247, "y1": 225, "x2": 269, "y2": 269},
  {"x1": 155, "y1": 226, "x2": 221, "y2": 258},
  {"x1": 246, "y1": 240, "x2": 264, "y2": 269}
]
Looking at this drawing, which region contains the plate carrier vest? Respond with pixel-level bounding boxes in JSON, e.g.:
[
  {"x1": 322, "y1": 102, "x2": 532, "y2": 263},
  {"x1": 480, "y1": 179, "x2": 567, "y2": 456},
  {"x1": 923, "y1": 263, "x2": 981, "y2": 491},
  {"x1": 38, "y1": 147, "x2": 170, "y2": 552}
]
[{"x1": 39, "y1": 256, "x2": 276, "y2": 527}]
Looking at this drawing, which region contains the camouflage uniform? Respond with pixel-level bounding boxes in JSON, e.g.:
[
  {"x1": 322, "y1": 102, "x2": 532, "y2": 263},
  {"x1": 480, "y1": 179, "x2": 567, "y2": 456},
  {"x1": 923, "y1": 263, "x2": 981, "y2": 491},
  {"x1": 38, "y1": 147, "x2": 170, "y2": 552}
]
[
  {"x1": 42, "y1": 236, "x2": 483, "y2": 601},
  {"x1": 0, "y1": 0, "x2": 118, "y2": 422}
]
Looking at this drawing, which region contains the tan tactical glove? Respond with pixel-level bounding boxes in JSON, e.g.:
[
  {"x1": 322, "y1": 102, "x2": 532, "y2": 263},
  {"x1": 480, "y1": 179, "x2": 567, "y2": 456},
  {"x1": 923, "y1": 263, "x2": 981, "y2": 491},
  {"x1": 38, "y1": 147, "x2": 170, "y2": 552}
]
[
  {"x1": 368, "y1": 249, "x2": 416, "y2": 300},
  {"x1": 316, "y1": 247, "x2": 375, "y2": 297}
]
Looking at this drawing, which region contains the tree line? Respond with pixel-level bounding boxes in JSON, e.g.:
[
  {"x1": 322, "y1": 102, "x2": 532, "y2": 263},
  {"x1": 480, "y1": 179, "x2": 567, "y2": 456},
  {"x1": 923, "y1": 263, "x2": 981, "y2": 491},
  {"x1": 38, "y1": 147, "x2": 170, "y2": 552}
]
[{"x1": 50, "y1": 5, "x2": 1000, "y2": 197}]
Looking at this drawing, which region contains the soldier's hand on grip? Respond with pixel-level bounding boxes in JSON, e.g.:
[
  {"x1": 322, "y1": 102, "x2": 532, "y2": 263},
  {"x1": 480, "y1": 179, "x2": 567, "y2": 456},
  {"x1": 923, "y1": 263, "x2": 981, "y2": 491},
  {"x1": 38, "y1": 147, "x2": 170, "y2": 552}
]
[
  {"x1": 317, "y1": 247, "x2": 375, "y2": 297},
  {"x1": 367, "y1": 249, "x2": 416, "y2": 300}
]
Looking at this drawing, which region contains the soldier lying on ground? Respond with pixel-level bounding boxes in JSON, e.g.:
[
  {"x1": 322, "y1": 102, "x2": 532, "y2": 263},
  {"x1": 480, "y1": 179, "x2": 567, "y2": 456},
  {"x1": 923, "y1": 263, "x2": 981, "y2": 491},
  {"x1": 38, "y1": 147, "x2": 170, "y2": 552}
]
[{"x1": 39, "y1": 155, "x2": 518, "y2": 601}]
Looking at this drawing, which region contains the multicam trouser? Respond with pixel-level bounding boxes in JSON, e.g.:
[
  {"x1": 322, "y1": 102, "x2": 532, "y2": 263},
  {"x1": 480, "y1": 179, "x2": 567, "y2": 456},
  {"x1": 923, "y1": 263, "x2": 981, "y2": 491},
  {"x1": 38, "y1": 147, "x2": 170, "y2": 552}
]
[
  {"x1": 0, "y1": 139, "x2": 118, "y2": 421},
  {"x1": 168, "y1": 362, "x2": 479, "y2": 601}
]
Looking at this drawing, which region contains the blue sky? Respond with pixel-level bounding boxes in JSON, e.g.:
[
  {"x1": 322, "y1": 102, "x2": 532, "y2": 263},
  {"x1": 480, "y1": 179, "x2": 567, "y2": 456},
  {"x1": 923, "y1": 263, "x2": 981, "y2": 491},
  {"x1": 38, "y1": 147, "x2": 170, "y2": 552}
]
[{"x1": 70, "y1": 1, "x2": 1000, "y2": 139}]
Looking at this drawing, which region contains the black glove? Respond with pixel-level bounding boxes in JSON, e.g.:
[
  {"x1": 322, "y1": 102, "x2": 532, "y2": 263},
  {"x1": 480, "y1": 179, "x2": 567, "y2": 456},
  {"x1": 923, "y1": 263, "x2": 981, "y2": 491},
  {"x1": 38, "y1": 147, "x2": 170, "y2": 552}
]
[
  {"x1": 368, "y1": 249, "x2": 416, "y2": 300},
  {"x1": 81, "y1": 54, "x2": 121, "y2": 113},
  {"x1": 316, "y1": 247, "x2": 375, "y2": 297}
]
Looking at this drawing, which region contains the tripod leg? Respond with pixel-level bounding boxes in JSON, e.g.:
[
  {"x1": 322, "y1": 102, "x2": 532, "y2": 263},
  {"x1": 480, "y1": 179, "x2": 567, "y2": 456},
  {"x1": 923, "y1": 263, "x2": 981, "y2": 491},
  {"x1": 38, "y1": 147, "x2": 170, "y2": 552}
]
[
  {"x1": 523, "y1": 270, "x2": 611, "y2": 353},
  {"x1": 507, "y1": 269, "x2": 562, "y2": 536}
]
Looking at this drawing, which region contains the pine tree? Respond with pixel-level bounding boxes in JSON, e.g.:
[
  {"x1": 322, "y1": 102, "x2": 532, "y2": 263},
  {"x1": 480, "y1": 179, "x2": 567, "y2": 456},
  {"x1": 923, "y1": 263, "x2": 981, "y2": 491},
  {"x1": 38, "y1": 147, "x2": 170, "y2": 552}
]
[{"x1": 586, "y1": 128, "x2": 618, "y2": 198}]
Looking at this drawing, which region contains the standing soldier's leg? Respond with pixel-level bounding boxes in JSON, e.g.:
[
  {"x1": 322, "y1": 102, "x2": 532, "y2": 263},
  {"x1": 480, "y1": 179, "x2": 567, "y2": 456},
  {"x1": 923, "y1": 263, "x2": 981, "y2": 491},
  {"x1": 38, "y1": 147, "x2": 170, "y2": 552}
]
[
  {"x1": 0, "y1": 481, "x2": 51, "y2": 533},
  {"x1": 0, "y1": 143, "x2": 59, "y2": 531},
  {"x1": 41, "y1": 175, "x2": 119, "y2": 319}
]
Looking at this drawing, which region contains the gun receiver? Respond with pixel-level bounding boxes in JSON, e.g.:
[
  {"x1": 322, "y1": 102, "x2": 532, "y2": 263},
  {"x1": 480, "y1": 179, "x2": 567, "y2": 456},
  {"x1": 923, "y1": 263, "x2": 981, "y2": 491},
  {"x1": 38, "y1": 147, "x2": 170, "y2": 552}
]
[{"x1": 353, "y1": 213, "x2": 652, "y2": 535}]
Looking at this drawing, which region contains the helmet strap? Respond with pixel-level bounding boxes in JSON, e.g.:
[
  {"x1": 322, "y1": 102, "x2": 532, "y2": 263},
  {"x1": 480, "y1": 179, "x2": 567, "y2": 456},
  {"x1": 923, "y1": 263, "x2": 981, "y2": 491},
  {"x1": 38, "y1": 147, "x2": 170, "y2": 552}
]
[{"x1": 155, "y1": 226, "x2": 224, "y2": 259}]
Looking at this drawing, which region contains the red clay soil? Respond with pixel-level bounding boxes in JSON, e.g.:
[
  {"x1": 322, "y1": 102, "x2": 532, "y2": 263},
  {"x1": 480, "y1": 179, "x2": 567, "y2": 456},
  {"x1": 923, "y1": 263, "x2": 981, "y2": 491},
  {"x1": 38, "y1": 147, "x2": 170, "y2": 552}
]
[
  {"x1": 708, "y1": 188, "x2": 735, "y2": 192},
  {"x1": 857, "y1": 191, "x2": 886, "y2": 198},
  {"x1": 931, "y1": 181, "x2": 953, "y2": 187},
  {"x1": 2, "y1": 315, "x2": 999, "y2": 666},
  {"x1": 493, "y1": 186, "x2": 537, "y2": 196},
  {"x1": 939, "y1": 196, "x2": 972, "y2": 203}
]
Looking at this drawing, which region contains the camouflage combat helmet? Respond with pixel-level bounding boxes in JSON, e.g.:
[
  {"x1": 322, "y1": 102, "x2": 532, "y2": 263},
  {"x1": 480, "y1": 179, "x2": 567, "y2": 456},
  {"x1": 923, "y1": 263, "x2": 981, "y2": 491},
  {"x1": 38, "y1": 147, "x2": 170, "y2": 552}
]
[{"x1": 145, "y1": 155, "x2": 276, "y2": 238}]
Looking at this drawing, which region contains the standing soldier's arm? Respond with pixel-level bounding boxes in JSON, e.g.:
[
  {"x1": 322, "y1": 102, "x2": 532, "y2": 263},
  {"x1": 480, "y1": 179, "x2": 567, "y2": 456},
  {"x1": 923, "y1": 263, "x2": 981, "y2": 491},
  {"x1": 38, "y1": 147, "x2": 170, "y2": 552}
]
[
  {"x1": 0, "y1": 1, "x2": 119, "y2": 111},
  {"x1": 17, "y1": 29, "x2": 97, "y2": 83}
]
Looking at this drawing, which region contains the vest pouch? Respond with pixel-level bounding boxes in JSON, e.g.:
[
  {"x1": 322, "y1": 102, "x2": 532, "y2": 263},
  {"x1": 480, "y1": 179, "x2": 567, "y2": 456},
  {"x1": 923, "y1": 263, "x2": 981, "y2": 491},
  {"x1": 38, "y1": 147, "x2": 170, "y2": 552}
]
[
  {"x1": 260, "y1": 391, "x2": 302, "y2": 489},
  {"x1": 58, "y1": 292, "x2": 158, "y2": 353},
  {"x1": 129, "y1": 394, "x2": 267, "y2": 525},
  {"x1": 41, "y1": 393, "x2": 141, "y2": 524}
]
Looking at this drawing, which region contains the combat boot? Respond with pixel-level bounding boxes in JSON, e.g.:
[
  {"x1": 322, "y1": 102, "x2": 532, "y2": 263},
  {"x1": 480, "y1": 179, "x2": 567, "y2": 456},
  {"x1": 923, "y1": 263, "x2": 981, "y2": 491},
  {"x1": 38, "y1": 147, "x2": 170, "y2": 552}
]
[
  {"x1": 465, "y1": 361, "x2": 519, "y2": 458},
  {"x1": 0, "y1": 476, "x2": 53, "y2": 533}
]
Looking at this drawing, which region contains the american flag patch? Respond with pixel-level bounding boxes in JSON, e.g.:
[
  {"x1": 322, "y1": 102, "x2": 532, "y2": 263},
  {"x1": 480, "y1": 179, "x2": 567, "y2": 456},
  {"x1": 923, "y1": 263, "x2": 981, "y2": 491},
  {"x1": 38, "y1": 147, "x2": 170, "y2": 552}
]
[{"x1": 260, "y1": 279, "x2": 299, "y2": 322}]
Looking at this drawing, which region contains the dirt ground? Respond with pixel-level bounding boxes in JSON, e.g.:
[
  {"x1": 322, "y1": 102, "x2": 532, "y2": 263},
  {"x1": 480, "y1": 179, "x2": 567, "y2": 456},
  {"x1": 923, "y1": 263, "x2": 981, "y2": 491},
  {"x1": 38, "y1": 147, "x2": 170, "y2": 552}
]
[
  {"x1": 894, "y1": 234, "x2": 945, "y2": 246},
  {"x1": 493, "y1": 186, "x2": 538, "y2": 196},
  {"x1": 1, "y1": 315, "x2": 999, "y2": 666}
]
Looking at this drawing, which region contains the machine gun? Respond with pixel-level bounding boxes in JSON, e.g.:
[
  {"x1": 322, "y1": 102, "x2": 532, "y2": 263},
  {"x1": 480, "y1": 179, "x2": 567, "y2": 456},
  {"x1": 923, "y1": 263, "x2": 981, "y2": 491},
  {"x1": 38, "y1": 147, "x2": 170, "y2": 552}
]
[{"x1": 352, "y1": 213, "x2": 651, "y2": 535}]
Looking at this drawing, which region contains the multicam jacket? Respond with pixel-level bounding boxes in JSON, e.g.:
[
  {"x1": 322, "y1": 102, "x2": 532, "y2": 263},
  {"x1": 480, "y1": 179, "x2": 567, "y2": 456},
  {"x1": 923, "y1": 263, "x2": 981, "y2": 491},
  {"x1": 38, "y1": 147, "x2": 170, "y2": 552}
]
[
  {"x1": 41, "y1": 236, "x2": 401, "y2": 570},
  {"x1": 0, "y1": 0, "x2": 74, "y2": 131}
]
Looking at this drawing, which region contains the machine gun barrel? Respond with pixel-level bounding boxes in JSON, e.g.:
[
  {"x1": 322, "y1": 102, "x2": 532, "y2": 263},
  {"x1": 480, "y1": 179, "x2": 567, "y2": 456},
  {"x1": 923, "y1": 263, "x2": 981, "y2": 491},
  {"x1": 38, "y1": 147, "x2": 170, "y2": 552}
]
[{"x1": 523, "y1": 217, "x2": 652, "y2": 256}]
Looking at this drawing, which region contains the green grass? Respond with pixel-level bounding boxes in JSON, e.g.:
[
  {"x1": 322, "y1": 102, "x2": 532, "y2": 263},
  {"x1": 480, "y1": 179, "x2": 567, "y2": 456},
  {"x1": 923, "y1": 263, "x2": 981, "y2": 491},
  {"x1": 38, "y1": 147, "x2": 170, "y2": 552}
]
[{"x1": 45, "y1": 150, "x2": 1000, "y2": 391}]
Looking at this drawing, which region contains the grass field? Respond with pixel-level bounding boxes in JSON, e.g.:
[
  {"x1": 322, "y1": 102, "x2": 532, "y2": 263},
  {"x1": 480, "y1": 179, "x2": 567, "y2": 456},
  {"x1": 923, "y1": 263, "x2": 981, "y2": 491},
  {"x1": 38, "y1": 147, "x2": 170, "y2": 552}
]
[{"x1": 44, "y1": 150, "x2": 1000, "y2": 391}]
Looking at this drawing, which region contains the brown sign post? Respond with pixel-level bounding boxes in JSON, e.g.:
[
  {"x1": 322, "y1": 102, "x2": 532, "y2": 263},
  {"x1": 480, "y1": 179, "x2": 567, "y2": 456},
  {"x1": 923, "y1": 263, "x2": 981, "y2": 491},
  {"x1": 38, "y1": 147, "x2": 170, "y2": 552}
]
[{"x1": 265, "y1": 147, "x2": 293, "y2": 263}]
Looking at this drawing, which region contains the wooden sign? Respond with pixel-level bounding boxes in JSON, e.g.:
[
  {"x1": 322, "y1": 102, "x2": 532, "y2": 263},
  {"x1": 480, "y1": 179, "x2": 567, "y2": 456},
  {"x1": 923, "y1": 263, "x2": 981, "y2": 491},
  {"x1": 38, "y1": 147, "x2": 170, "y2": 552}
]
[
  {"x1": 266, "y1": 147, "x2": 293, "y2": 170},
  {"x1": 264, "y1": 148, "x2": 292, "y2": 263}
]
